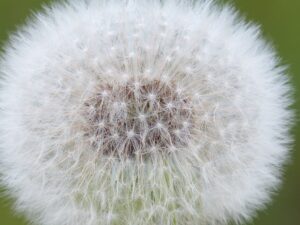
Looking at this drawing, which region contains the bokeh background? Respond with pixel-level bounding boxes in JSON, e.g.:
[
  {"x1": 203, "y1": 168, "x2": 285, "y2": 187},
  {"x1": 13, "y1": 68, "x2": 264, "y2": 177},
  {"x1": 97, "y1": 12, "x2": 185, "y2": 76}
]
[{"x1": 0, "y1": 0, "x2": 299, "y2": 224}]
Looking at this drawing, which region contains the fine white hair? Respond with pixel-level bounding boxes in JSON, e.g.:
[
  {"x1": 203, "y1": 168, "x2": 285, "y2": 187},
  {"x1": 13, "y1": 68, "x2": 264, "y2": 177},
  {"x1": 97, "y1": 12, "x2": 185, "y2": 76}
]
[{"x1": 0, "y1": 0, "x2": 293, "y2": 225}]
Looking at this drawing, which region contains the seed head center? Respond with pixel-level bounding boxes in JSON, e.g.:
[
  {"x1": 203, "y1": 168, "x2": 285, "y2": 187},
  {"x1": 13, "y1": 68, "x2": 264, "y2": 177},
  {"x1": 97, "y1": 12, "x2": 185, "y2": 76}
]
[{"x1": 84, "y1": 79, "x2": 194, "y2": 158}]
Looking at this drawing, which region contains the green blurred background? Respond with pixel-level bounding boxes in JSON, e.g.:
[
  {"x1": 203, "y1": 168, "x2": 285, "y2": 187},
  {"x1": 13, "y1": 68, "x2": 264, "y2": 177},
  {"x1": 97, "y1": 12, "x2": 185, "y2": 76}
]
[{"x1": 0, "y1": 0, "x2": 299, "y2": 224}]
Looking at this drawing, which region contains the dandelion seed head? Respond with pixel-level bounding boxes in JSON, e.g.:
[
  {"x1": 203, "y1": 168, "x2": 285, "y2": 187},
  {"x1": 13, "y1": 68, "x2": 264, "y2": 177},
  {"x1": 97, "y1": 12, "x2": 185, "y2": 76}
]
[{"x1": 0, "y1": 1, "x2": 293, "y2": 225}]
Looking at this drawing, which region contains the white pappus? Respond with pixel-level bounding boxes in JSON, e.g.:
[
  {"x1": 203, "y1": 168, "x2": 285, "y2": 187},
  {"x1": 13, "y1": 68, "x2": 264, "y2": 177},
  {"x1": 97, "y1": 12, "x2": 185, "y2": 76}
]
[{"x1": 0, "y1": 0, "x2": 294, "y2": 225}]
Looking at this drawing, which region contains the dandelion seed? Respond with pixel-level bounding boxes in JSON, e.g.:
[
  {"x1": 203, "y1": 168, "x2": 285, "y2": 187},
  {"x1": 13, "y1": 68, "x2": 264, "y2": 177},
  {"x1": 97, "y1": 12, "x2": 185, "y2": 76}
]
[{"x1": 127, "y1": 130, "x2": 135, "y2": 139}]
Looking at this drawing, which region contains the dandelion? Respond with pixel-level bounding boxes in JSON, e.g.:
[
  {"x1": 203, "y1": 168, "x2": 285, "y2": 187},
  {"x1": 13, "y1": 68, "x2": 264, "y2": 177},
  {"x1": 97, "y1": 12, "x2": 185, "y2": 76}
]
[{"x1": 0, "y1": 1, "x2": 293, "y2": 225}]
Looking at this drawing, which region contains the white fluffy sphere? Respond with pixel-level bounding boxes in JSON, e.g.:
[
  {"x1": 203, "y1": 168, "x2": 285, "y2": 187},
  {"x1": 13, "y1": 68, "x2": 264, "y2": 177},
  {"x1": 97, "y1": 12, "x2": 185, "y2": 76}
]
[{"x1": 0, "y1": 1, "x2": 293, "y2": 225}]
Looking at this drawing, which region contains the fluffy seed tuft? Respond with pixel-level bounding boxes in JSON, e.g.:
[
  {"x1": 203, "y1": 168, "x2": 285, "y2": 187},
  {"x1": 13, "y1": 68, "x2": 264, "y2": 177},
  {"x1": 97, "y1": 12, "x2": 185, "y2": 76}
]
[
  {"x1": 0, "y1": 1, "x2": 293, "y2": 225},
  {"x1": 83, "y1": 78, "x2": 195, "y2": 158}
]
